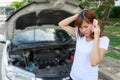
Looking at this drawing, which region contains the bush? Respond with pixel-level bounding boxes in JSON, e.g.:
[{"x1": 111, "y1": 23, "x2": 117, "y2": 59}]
[
  {"x1": 10, "y1": 1, "x2": 26, "y2": 10},
  {"x1": 94, "y1": 5, "x2": 104, "y2": 18},
  {"x1": 109, "y1": 6, "x2": 120, "y2": 18}
]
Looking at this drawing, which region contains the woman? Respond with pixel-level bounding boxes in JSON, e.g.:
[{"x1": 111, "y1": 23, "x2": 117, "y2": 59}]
[{"x1": 58, "y1": 9, "x2": 110, "y2": 80}]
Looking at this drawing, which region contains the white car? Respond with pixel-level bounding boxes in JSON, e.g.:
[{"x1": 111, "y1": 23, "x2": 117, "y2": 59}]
[{"x1": 0, "y1": 0, "x2": 83, "y2": 80}]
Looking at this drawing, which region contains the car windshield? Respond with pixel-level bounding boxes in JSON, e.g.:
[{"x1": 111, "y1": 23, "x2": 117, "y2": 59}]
[{"x1": 12, "y1": 28, "x2": 71, "y2": 45}]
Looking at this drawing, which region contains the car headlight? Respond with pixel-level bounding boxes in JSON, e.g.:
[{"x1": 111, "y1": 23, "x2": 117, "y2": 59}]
[
  {"x1": 36, "y1": 78, "x2": 44, "y2": 80},
  {"x1": 62, "y1": 76, "x2": 70, "y2": 80},
  {"x1": 6, "y1": 65, "x2": 35, "y2": 80}
]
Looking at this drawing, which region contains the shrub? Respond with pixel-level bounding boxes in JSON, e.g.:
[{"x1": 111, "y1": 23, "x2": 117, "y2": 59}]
[{"x1": 109, "y1": 6, "x2": 120, "y2": 18}]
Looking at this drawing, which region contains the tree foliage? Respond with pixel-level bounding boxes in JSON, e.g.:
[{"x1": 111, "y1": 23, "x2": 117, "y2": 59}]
[
  {"x1": 10, "y1": 1, "x2": 26, "y2": 10},
  {"x1": 10, "y1": 0, "x2": 35, "y2": 10},
  {"x1": 110, "y1": 6, "x2": 120, "y2": 18},
  {"x1": 76, "y1": 0, "x2": 115, "y2": 31},
  {"x1": 23, "y1": 0, "x2": 35, "y2": 4}
]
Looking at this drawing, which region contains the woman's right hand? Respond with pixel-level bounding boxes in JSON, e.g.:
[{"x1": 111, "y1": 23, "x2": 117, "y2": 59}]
[
  {"x1": 58, "y1": 14, "x2": 79, "y2": 37},
  {"x1": 92, "y1": 19, "x2": 100, "y2": 39}
]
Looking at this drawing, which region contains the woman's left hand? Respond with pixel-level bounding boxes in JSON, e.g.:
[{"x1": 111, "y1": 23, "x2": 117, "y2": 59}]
[{"x1": 92, "y1": 19, "x2": 100, "y2": 39}]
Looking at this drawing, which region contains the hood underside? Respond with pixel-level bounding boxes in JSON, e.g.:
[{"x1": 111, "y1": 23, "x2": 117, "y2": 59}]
[
  {"x1": 16, "y1": 9, "x2": 73, "y2": 30},
  {"x1": 5, "y1": 0, "x2": 83, "y2": 39}
]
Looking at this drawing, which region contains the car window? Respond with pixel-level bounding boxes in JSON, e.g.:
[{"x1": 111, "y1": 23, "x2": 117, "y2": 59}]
[{"x1": 12, "y1": 28, "x2": 71, "y2": 45}]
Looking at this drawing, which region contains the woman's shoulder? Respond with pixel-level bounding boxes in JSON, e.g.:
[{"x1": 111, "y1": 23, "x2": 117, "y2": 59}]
[{"x1": 100, "y1": 36, "x2": 110, "y2": 41}]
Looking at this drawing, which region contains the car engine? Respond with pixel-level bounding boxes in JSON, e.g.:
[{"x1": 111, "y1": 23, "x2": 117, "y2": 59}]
[{"x1": 9, "y1": 48, "x2": 74, "y2": 77}]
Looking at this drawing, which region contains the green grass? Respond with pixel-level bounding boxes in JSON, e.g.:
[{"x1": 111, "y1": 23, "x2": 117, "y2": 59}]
[
  {"x1": 105, "y1": 26, "x2": 120, "y2": 32},
  {"x1": 105, "y1": 32, "x2": 120, "y2": 48},
  {"x1": 106, "y1": 18, "x2": 120, "y2": 24},
  {"x1": 106, "y1": 18, "x2": 120, "y2": 27},
  {"x1": 105, "y1": 26, "x2": 120, "y2": 48},
  {"x1": 104, "y1": 18, "x2": 120, "y2": 59},
  {"x1": 105, "y1": 51, "x2": 120, "y2": 60}
]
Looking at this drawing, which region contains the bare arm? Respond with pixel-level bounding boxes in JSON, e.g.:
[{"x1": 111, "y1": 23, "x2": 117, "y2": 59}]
[
  {"x1": 90, "y1": 38, "x2": 100, "y2": 66},
  {"x1": 90, "y1": 38, "x2": 107, "y2": 66},
  {"x1": 58, "y1": 14, "x2": 78, "y2": 37},
  {"x1": 90, "y1": 19, "x2": 107, "y2": 66}
]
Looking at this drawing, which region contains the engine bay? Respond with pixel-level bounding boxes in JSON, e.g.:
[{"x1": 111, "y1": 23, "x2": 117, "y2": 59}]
[{"x1": 9, "y1": 48, "x2": 74, "y2": 77}]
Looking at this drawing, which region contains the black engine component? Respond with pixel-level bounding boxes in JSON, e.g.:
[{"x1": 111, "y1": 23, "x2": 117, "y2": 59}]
[{"x1": 32, "y1": 49, "x2": 69, "y2": 68}]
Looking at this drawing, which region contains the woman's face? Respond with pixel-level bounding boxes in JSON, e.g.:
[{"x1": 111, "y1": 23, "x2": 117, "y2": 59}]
[{"x1": 79, "y1": 20, "x2": 93, "y2": 37}]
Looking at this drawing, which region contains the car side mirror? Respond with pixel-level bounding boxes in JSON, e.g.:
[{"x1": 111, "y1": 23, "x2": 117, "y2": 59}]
[{"x1": 0, "y1": 34, "x2": 6, "y2": 43}]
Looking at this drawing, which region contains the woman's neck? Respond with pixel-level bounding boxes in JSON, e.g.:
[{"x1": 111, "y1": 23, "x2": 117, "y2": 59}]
[{"x1": 85, "y1": 36, "x2": 93, "y2": 42}]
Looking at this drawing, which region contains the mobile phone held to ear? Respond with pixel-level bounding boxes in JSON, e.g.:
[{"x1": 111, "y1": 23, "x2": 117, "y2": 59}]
[{"x1": 93, "y1": 19, "x2": 98, "y2": 27}]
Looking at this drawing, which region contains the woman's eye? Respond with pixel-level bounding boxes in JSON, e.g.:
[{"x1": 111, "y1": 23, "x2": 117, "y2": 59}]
[{"x1": 84, "y1": 26, "x2": 88, "y2": 28}]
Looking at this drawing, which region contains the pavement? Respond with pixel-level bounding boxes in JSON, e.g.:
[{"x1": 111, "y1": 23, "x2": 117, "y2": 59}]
[{"x1": 99, "y1": 56, "x2": 120, "y2": 80}]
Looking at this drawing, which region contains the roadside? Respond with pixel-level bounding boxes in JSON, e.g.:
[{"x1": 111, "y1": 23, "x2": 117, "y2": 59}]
[
  {"x1": 105, "y1": 18, "x2": 120, "y2": 49},
  {"x1": 99, "y1": 56, "x2": 120, "y2": 80},
  {"x1": 0, "y1": 15, "x2": 6, "y2": 22},
  {"x1": 99, "y1": 18, "x2": 120, "y2": 80}
]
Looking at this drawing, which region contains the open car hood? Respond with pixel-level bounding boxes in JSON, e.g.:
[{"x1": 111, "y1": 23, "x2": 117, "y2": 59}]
[{"x1": 5, "y1": 0, "x2": 83, "y2": 40}]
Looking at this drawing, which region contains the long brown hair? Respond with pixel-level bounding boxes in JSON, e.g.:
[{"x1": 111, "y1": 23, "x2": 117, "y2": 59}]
[{"x1": 75, "y1": 9, "x2": 105, "y2": 38}]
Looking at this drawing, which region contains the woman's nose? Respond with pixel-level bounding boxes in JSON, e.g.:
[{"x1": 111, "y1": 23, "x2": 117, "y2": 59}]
[{"x1": 83, "y1": 28, "x2": 86, "y2": 32}]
